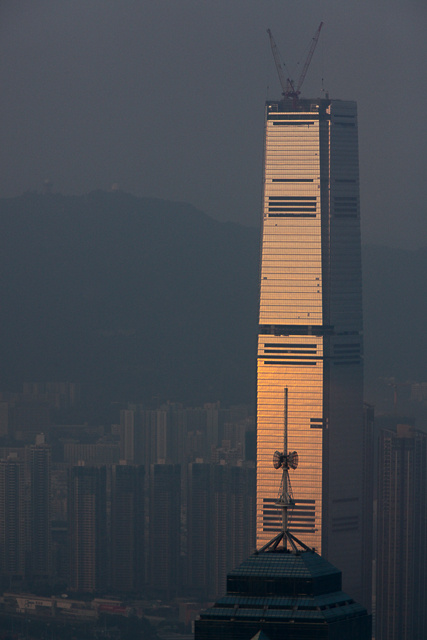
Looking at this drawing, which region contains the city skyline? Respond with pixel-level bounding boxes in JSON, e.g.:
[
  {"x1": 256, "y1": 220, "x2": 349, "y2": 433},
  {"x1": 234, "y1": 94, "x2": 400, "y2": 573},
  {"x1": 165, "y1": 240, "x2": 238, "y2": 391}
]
[{"x1": 0, "y1": 5, "x2": 425, "y2": 637}]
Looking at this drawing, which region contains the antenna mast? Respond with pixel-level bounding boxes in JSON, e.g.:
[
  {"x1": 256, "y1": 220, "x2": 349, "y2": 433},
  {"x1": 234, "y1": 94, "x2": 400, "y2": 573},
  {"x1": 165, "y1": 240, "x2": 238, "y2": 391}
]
[
  {"x1": 270, "y1": 389, "x2": 299, "y2": 551},
  {"x1": 281, "y1": 389, "x2": 289, "y2": 538},
  {"x1": 258, "y1": 390, "x2": 314, "y2": 555}
]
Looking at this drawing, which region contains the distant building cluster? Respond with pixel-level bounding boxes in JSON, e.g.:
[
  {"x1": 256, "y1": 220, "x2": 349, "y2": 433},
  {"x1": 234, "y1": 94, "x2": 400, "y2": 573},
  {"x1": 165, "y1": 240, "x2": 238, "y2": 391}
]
[{"x1": 0, "y1": 388, "x2": 255, "y2": 600}]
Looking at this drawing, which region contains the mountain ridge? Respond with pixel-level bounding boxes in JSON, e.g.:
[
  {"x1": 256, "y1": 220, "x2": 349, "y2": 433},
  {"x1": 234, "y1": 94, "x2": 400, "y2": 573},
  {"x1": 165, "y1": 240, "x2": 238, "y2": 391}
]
[{"x1": 0, "y1": 191, "x2": 424, "y2": 414}]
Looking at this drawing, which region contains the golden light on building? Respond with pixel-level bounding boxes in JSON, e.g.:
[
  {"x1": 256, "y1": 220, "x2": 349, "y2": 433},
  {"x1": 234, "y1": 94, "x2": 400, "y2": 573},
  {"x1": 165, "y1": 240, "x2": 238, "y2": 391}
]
[{"x1": 257, "y1": 97, "x2": 366, "y2": 604}]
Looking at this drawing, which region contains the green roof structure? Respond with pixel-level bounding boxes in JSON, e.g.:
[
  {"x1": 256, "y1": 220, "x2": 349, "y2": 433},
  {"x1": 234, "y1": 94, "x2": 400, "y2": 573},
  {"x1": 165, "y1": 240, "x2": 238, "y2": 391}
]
[{"x1": 195, "y1": 546, "x2": 371, "y2": 639}]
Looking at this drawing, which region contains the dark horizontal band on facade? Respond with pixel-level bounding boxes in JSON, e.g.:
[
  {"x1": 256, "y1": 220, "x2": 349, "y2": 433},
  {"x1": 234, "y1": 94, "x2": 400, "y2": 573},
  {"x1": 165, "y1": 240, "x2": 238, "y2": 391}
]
[
  {"x1": 263, "y1": 526, "x2": 316, "y2": 533},
  {"x1": 264, "y1": 343, "x2": 317, "y2": 348},
  {"x1": 260, "y1": 351, "x2": 359, "y2": 359},
  {"x1": 262, "y1": 498, "x2": 315, "y2": 504},
  {"x1": 258, "y1": 354, "x2": 321, "y2": 360},
  {"x1": 290, "y1": 518, "x2": 316, "y2": 523},
  {"x1": 272, "y1": 179, "x2": 314, "y2": 182},
  {"x1": 263, "y1": 509, "x2": 315, "y2": 515},
  {"x1": 264, "y1": 349, "x2": 317, "y2": 354},
  {"x1": 259, "y1": 325, "x2": 334, "y2": 336},
  {"x1": 262, "y1": 357, "x2": 361, "y2": 366},
  {"x1": 268, "y1": 213, "x2": 317, "y2": 218},
  {"x1": 263, "y1": 361, "x2": 317, "y2": 366},
  {"x1": 269, "y1": 196, "x2": 317, "y2": 200},
  {"x1": 268, "y1": 206, "x2": 317, "y2": 210},
  {"x1": 267, "y1": 114, "x2": 320, "y2": 121},
  {"x1": 268, "y1": 209, "x2": 316, "y2": 213},
  {"x1": 272, "y1": 122, "x2": 316, "y2": 126}
]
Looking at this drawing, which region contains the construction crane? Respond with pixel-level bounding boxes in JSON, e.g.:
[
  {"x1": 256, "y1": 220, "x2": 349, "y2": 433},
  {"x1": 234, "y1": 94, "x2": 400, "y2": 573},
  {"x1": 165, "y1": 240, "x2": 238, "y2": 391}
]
[{"x1": 267, "y1": 23, "x2": 323, "y2": 106}]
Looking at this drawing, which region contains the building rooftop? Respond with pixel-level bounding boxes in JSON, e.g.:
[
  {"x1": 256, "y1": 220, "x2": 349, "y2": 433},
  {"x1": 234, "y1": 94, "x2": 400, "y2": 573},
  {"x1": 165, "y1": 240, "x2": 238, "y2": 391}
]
[{"x1": 195, "y1": 548, "x2": 371, "y2": 638}]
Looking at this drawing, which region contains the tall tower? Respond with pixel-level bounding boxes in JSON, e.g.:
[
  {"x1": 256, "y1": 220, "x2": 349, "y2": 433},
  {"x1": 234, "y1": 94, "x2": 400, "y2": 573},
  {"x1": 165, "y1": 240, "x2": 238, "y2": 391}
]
[{"x1": 257, "y1": 97, "x2": 364, "y2": 601}]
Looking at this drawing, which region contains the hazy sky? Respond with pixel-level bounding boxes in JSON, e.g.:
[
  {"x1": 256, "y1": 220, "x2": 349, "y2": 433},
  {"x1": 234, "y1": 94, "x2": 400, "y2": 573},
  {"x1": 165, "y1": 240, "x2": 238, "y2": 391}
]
[{"x1": 0, "y1": 0, "x2": 426, "y2": 248}]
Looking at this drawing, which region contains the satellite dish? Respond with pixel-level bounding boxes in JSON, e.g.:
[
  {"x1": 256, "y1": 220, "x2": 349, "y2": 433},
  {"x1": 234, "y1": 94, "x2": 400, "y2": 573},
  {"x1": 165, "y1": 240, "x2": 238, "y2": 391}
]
[
  {"x1": 273, "y1": 451, "x2": 285, "y2": 469},
  {"x1": 287, "y1": 451, "x2": 298, "y2": 470}
]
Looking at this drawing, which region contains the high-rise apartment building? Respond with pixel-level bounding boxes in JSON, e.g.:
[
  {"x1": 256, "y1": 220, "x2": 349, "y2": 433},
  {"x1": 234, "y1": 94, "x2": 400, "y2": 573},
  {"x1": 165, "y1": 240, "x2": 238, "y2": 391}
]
[
  {"x1": 186, "y1": 462, "x2": 255, "y2": 598},
  {"x1": 29, "y1": 436, "x2": 52, "y2": 577},
  {"x1": 120, "y1": 409, "x2": 136, "y2": 463},
  {"x1": 148, "y1": 464, "x2": 181, "y2": 594},
  {"x1": 68, "y1": 466, "x2": 107, "y2": 592},
  {"x1": 257, "y1": 97, "x2": 364, "y2": 601},
  {"x1": 376, "y1": 425, "x2": 427, "y2": 640},
  {"x1": 0, "y1": 457, "x2": 26, "y2": 579},
  {"x1": 111, "y1": 464, "x2": 145, "y2": 591},
  {"x1": 362, "y1": 402, "x2": 374, "y2": 611}
]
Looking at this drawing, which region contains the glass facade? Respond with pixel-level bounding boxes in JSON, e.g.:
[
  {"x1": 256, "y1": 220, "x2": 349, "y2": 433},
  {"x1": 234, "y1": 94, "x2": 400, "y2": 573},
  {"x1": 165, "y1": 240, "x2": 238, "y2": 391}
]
[{"x1": 257, "y1": 99, "x2": 364, "y2": 602}]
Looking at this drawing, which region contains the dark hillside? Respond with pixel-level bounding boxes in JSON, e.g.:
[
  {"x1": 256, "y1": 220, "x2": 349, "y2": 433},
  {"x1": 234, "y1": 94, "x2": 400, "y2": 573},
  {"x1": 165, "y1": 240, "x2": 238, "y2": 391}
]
[
  {"x1": 0, "y1": 191, "x2": 425, "y2": 416},
  {"x1": 0, "y1": 191, "x2": 259, "y2": 409},
  {"x1": 363, "y1": 244, "x2": 427, "y2": 391}
]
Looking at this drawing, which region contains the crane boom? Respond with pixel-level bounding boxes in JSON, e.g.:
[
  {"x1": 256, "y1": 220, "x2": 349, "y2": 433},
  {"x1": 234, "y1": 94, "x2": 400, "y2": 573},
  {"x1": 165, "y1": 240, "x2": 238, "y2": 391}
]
[
  {"x1": 267, "y1": 23, "x2": 323, "y2": 105},
  {"x1": 267, "y1": 29, "x2": 294, "y2": 97},
  {"x1": 296, "y1": 22, "x2": 323, "y2": 94}
]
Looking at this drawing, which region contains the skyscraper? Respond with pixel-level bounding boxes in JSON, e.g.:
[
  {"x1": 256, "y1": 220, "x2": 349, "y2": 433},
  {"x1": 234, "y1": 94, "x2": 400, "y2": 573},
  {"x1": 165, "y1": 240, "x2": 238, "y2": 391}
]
[
  {"x1": 257, "y1": 97, "x2": 364, "y2": 601},
  {"x1": 376, "y1": 425, "x2": 427, "y2": 640}
]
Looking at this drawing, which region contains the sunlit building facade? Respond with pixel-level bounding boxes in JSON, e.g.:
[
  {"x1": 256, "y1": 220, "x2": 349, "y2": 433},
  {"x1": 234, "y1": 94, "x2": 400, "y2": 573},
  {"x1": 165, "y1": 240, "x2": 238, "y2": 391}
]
[{"x1": 257, "y1": 98, "x2": 365, "y2": 602}]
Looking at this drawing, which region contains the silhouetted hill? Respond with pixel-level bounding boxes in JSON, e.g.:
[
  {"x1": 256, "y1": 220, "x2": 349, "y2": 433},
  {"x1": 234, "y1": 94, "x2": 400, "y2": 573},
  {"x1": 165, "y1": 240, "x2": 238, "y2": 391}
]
[
  {"x1": 363, "y1": 244, "x2": 427, "y2": 389},
  {"x1": 0, "y1": 191, "x2": 425, "y2": 416},
  {"x1": 0, "y1": 191, "x2": 259, "y2": 410}
]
